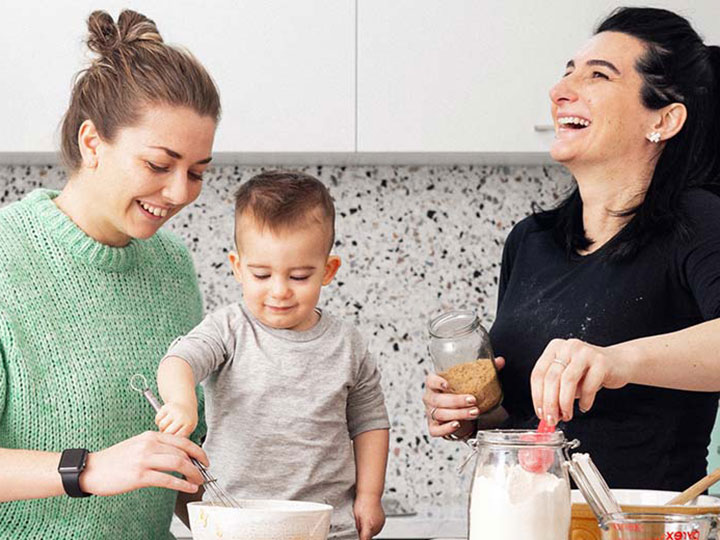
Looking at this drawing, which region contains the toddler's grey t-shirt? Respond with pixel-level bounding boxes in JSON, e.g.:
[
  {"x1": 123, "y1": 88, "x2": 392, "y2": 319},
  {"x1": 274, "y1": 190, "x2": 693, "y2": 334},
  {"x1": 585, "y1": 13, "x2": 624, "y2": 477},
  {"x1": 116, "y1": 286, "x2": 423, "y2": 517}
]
[{"x1": 164, "y1": 302, "x2": 390, "y2": 539}]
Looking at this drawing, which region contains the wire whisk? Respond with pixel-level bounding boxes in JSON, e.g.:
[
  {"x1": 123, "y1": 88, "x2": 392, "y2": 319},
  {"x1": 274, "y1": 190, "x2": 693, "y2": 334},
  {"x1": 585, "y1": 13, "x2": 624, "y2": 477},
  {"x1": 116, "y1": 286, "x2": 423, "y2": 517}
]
[{"x1": 130, "y1": 374, "x2": 242, "y2": 508}]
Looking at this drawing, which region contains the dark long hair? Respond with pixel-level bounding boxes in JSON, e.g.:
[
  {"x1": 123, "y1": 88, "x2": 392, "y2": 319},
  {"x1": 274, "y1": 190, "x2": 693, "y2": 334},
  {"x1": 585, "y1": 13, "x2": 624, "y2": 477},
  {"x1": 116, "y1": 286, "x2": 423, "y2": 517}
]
[{"x1": 537, "y1": 7, "x2": 720, "y2": 260}]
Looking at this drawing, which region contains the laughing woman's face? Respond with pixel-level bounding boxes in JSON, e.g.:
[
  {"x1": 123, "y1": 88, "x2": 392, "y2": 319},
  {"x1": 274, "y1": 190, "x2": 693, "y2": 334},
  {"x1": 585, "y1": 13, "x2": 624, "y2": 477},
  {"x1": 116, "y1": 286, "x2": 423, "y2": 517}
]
[{"x1": 548, "y1": 31, "x2": 658, "y2": 169}]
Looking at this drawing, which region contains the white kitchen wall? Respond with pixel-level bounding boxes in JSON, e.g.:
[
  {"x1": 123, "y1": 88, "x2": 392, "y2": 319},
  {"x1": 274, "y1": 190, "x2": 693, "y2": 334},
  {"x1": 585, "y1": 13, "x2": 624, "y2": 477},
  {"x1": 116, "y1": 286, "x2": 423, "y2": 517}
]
[
  {"x1": 1, "y1": 0, "x2": 355, "y2": 154},
  {"x1": 357, "y1": 0, "x2": 720, "y2": 152},
  {"x1": 2, "y1": 1, "x2": 718, "y2": 158}
]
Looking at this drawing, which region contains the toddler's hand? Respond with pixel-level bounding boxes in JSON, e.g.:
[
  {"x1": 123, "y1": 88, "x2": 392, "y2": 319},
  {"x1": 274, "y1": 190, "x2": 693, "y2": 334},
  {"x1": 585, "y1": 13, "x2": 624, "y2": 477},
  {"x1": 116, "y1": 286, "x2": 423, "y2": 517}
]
[
  {"x1": 154, "y1": 402, "x2": 198, "y2": 438},
  {"x1": 353, "y1": 494, "x2": 385, "y2": 540}
]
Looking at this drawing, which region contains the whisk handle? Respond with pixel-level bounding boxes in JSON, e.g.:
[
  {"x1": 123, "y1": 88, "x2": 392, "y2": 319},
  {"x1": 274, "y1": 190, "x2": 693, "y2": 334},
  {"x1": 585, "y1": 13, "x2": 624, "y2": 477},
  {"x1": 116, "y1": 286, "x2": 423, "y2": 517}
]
[
  {"x1": 130, "y1": 374, "x2": 163, "y2": 413},
  {"x1": 130, "y1": 375, "x2": 214, "y2": 480},
  {"x1": 191, "y1": 457, "x2": 206, "y2": 471},
  {"x1": 143, "y1": 390, "x2": 163, "y2": 413}
]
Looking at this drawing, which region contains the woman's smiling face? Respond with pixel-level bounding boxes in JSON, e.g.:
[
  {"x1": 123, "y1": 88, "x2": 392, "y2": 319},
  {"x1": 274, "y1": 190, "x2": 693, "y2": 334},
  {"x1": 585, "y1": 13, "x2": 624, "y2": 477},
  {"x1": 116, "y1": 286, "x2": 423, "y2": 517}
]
[
  {"x1": 87, "y1": 105, "x2": 216, "y2": 245},
  {"x1": 549, "y1": 31, "x2": 658, "y2": 168}
]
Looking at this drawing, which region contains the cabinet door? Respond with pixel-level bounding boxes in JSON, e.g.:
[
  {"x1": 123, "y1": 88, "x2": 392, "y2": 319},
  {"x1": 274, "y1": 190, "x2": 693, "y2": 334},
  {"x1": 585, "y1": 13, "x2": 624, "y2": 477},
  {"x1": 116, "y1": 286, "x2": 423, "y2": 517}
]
[
  {"x1": 193, "y1": 0, "x2": 355, "y2": 152},
  {"x1": 357, "y1": 0, "x2": 719, "y2": 153},
  {"x1": 0, "y1": 0, "x2": 355, "y2": 154}
]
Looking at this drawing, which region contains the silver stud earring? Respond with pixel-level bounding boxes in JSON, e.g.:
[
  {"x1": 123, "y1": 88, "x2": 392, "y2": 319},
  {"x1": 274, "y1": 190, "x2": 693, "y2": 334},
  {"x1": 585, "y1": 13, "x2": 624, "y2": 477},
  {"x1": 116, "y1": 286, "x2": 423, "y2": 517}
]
[{"x1": 647, "y1": 131, "x2": 661, "y2": 143}]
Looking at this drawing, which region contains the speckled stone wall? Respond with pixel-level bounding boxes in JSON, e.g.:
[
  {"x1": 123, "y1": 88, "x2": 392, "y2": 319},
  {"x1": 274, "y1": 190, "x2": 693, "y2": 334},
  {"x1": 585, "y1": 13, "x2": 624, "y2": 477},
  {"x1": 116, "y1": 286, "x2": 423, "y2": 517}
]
[{"x1": 0, "y1": 163, "x2": 575, "y2": 511}]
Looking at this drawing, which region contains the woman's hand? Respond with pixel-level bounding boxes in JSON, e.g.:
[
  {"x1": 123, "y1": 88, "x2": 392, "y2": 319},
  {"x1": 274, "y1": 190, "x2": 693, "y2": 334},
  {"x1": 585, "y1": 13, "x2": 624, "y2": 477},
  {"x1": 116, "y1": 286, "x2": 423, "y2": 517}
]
[
  {"x1": 79, "y1": 431, "x2": 208, "y2": 496},
  {"x1": 530, "y1": 338, "x2": 632, "y2": 425},
  {"x1": 423, "y1": 357, "x2": 505, "y2": 438},
  {"x1": 155, "y1": 402, "x2": 198, "y2": 437}
]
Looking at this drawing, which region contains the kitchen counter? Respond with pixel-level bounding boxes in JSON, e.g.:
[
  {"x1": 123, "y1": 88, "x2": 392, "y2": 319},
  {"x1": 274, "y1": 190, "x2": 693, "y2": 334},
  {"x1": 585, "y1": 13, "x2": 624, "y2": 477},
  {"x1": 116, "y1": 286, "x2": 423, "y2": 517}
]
[
  {"x1": 374, "y1": 502, "x2": 467, "y2": 539},
  {"x1": 170, "y1": 502, "x2": 467, "y2": 539}
]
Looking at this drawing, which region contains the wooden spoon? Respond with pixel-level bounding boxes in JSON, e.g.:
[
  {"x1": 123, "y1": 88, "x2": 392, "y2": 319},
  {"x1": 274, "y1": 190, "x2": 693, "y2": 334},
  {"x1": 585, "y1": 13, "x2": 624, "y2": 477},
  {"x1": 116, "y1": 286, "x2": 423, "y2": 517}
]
[{"x1": 666, "y1": 468, "x2": 720, "y2": 505}]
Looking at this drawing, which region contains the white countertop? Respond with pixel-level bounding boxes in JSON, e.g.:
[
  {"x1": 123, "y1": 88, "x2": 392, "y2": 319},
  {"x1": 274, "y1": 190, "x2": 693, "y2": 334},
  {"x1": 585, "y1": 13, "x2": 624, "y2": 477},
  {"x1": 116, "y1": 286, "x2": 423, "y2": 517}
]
[{"x1": 170, "y1": 502, "x2": 467, "y2": 539}]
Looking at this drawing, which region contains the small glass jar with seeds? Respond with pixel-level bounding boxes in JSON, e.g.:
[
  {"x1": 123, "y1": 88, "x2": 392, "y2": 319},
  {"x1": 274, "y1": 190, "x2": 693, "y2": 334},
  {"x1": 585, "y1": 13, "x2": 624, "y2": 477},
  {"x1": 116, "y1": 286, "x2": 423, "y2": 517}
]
[{"x1": 428, "y1": 310, "x2": 503, "y2": 415}]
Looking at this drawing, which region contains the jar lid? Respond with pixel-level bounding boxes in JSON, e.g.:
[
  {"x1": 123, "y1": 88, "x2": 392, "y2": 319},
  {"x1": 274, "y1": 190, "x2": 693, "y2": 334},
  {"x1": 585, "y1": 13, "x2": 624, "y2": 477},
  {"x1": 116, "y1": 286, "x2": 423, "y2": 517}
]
[
  {"x1": 457, "y1": 429, "x2": 579, "y2": 474},
  {"x1": 474, "y1": 429, "x2": 568, "y2": 448},
  {"x1": 565, "y1": 452, "x2": 621, "y2": 526},
  {"x1": 428, "y1": 310, "x2": 480, "y2": 339}
]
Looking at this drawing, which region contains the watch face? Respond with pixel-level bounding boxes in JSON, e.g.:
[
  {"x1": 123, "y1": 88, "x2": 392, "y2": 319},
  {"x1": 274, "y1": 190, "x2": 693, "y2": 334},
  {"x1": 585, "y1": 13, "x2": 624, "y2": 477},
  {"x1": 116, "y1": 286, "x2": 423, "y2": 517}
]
[{"x1": 58, "y1": 448, "x2": 87, "y2": 473}]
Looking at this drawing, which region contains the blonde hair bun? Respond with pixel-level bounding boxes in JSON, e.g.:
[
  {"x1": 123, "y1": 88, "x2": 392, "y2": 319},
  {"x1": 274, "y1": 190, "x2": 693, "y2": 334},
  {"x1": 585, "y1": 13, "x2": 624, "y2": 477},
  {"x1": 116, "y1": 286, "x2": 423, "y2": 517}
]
[{"x1": 87, "y1": 9, "x2": 162, "y2": 57}]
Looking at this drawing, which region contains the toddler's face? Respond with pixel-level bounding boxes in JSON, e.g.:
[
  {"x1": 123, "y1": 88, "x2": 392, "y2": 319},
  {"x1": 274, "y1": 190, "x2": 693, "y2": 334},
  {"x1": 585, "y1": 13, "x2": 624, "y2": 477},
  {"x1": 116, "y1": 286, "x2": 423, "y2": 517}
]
[{"x1": 229, "y1": 218, "x2": 340, "y2": 331}]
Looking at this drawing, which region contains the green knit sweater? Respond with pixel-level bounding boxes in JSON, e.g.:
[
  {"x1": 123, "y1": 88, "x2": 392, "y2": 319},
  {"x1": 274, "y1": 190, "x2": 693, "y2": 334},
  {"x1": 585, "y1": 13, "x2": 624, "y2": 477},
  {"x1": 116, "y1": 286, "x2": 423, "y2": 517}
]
[{"x1": 0, "y1": 189, "x2": 204, "y2": 539}]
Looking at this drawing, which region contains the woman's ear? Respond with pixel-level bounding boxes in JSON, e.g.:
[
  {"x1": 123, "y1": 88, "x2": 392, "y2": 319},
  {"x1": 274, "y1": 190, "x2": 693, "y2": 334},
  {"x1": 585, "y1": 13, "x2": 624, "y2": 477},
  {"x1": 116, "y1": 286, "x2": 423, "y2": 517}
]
[
  {"x1": 322, "y1": 255, "x2": 341, "y2": 286},
  {"x1": 77, "y1": 119, "x2": 101, "y2": 169},
  {"x1": 228, "y1": 251, "x2": 243, "y2": 284},
  {"x1": 652, "y1": 102, "x2": 687, "y2": 142}
]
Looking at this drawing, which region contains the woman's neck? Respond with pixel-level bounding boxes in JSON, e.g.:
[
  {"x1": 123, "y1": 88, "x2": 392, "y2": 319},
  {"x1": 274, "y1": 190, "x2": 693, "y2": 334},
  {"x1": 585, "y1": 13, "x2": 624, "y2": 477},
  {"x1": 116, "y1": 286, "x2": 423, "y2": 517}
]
[
  {"x1": 54, "y1": 175, "x2": 131, "y2": 247},
  {"x1": 570, "y1": 159, "x2": 654, "y2": 254}
]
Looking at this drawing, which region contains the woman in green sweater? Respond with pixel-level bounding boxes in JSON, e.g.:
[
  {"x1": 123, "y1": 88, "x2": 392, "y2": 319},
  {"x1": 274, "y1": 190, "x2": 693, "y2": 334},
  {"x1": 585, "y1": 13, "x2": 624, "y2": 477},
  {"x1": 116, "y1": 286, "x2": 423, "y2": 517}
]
[{"x1": 0, "y1": 10, "x2": 221, "y2": 539}]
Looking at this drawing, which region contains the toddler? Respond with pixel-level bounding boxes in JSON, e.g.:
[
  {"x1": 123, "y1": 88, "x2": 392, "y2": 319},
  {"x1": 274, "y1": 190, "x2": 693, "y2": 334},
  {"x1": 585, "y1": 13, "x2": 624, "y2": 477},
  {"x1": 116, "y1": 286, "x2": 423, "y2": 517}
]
[{"x1": 155, "y1": 171, "x2": 390, "y2": 540}]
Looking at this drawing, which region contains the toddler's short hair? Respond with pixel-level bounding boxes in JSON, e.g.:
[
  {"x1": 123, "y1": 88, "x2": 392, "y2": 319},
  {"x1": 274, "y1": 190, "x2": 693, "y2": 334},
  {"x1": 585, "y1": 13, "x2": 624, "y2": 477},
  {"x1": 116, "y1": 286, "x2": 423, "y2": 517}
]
[{"x1": 234, "y1": 171, "x2": 336, "y2": 253}]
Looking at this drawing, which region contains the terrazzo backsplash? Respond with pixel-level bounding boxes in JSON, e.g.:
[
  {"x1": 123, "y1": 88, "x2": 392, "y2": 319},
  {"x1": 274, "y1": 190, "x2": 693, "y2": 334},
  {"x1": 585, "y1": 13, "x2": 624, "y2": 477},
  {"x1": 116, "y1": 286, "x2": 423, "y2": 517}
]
[{"x1": 0, "y1": 163, "x2": 575, "y2": 511}]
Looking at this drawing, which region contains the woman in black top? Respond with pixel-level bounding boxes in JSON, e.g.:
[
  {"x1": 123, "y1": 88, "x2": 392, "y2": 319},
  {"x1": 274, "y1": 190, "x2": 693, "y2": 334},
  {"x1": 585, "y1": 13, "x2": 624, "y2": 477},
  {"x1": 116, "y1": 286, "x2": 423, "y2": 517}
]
[{"x1": 423, "y1": 7, "x2": 720, "y2": 490}]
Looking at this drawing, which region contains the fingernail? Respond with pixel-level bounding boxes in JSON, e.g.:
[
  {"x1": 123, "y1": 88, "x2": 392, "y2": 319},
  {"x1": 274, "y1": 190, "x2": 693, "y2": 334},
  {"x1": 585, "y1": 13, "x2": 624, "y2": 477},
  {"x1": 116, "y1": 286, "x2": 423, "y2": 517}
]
[
  {"x1": 579, "y1": 407, "x2": 588, "y2": 414},
  {"x1": 546, "y1": 414, "x2": 555, "y2": 426},
  {"x1": 537, "y1": 407, "x2": 543, "y2": 417},
  {"x1": 451, "y1": 421, "x2": 460, "y2": 428},
  {"x1": 466, "y1": 396, "x2": 476, "y2": 405},
  {"x1": 469, "y1": 408, "x2": 479, "y2": 417},
  {"x1": 441, "y1": 382, "x2": 448, "y2": 390}
]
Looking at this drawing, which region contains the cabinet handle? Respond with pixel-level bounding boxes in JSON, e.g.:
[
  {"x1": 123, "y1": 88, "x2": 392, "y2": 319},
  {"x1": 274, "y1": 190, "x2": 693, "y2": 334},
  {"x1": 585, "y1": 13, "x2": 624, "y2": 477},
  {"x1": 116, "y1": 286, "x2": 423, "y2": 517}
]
[{"x1": 534, "y1": 124, "x2": 555, "y2": 132}]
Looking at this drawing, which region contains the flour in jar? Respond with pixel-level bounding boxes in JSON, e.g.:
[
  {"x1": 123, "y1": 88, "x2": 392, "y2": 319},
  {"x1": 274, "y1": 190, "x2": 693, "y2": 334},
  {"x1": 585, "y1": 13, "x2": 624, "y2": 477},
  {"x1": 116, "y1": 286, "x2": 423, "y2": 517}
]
[{"x1": 469, "y1": 464, "x2": 570, "y2": 540}]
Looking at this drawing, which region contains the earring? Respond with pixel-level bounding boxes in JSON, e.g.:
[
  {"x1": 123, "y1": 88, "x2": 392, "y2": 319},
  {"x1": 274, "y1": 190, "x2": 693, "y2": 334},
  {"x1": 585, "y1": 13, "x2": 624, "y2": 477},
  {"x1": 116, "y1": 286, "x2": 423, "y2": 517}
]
[{"x1": 647, "y1": 131, "x2": 661, "y2": 143}]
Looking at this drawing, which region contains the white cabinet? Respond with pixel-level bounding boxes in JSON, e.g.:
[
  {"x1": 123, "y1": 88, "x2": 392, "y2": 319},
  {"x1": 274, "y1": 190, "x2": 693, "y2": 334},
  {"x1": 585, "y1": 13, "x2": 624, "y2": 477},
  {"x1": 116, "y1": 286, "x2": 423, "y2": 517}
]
[
  {"x1": 191, "y1": 0, "x2": 355, "y2": 152},
  {"x1": 0, "y1": 0, "x2": 355, "y2": 154},
  {"x1": 2, "y1": 1, "x2": 718, "y2": 157},
  {"x1": 357, "y1": 0, "x2": 720, "y2": 153}
]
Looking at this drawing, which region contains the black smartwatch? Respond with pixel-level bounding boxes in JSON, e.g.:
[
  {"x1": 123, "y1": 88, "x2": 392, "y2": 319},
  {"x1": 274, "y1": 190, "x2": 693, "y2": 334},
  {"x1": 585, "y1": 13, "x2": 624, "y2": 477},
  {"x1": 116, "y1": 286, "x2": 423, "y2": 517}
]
[{"x1": 58, "y1": 448, "x2": 92, "y2": 498}]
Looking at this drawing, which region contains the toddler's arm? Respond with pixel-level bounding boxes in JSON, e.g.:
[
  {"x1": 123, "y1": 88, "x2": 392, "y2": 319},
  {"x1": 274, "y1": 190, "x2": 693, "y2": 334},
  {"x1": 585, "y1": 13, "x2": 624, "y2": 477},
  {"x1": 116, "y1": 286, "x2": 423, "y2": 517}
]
[
  {"x1": 155, "y1": 356, "x2": 198, "y2": 438},
  {"x1": 352, "y1": 429, "x2": 390, "y2": 540}
]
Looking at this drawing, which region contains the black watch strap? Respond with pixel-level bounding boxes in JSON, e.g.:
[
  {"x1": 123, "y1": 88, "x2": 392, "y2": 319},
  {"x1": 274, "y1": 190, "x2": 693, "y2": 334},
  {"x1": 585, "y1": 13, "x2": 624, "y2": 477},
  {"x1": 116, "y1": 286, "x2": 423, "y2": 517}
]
[{"x1": 58, "y1": 448, "x2": 92, "y2": 498}]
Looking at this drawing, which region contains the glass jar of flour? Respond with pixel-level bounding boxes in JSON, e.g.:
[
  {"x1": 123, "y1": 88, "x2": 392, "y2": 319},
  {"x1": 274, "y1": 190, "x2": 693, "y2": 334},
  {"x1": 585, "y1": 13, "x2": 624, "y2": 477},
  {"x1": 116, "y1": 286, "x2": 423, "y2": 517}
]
[
  {"x1": 428, "y1": 310, "x2": 502, "y2": 414},
  {"x1": 466, "y1": 430, "x2": 578, "y2": 540}
]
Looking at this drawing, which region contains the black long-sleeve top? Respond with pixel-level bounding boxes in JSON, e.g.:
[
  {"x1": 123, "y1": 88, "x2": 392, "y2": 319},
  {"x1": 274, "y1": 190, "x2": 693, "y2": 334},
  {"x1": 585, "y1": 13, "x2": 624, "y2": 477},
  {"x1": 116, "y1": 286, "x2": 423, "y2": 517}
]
[{"x1": 489, "y1": 188, "x2": 720, "y2": 490}]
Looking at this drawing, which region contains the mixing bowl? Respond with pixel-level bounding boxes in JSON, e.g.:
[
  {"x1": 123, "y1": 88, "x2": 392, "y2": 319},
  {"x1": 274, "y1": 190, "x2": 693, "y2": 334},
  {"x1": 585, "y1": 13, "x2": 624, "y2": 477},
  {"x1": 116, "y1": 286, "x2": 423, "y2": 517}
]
[
  {"x1": 599, "y1": 512, "x2": 716, "y2": 540},
  {"x1": 188, "y1": 499, "x2": 333, "y2": 540},
  {"x1": 571, "y1": 489, "x2": 720, "y2": 540}
]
